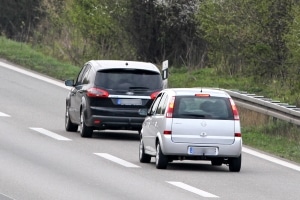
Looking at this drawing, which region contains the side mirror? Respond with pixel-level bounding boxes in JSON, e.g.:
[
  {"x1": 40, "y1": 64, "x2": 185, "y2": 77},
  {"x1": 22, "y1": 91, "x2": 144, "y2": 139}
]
[{"x1": 65, "y1": 80, "x2": 74, "y2": 86}]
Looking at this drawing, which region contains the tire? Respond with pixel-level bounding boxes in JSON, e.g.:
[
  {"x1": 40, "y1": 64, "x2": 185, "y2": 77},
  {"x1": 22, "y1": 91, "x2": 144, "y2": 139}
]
[
  {"x1": 80, "y1": 109, "x2": 93, "y2": 138},
  {"x1": 229, "y1": 155, "x2": 241, "y2": 172},
  {"x1": 211, "y1": 158, "x2": 223, "y2": 166},
  {"x1": 139, "y1": 138, "x2": 151, "y2": 163},
  {"x1": 155, "y1": 143, "x2": 168, "y2": 169},
  {"x1": 65, "y1": 106, "x2": 78, "y2": 132}
]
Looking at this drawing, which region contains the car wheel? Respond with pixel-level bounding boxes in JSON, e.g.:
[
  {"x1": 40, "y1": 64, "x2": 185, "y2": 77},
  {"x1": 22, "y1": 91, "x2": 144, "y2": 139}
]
[
  {"x1": 155, "y1": 143, "x2": 168, "y2": 169},
  {"x1": 229, "y1": 155, "x2": 241, "y2": 172},
  {"x1": 79, "y1": 109, "x2": 93, "y2": 138},
  {"x1": 211, "y1": 158, "x2": 223, "y2": 166},
  {"x1": 139, "y1": 138, "x2": 151, "y2": 163},
  {"x1": 65, "y1": 106, "x2": 78, "y2": 132}
]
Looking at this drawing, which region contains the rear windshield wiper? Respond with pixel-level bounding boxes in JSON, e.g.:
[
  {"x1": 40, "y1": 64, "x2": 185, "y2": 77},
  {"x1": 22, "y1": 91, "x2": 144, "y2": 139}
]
[
  {"x1": 129, "y1": 87, "x2": 149, "y2": 90},
  {"x1": 179, "y1": 114, "x2": 207, "y2": 118}
]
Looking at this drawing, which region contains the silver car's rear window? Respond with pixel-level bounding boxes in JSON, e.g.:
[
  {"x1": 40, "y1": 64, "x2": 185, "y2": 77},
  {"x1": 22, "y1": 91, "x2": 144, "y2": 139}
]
[
  {"x1": 95, "y1": 69, "x2": 163, "y2": 90},
  {"x1": 173, "y1": 96, "x2": 234, "y2": 120}
]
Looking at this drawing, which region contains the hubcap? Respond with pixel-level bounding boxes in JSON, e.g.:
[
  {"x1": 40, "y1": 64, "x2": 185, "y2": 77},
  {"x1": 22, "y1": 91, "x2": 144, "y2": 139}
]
[
  {"x1": 156, "y1": 145, "x2": 159, "y2": 165},
  {"x1": 79, "y1": 113, "x2": 83, "y2": 133},
  {"x1": 139, "y1": 141, "x2": 143, "y2": 159},
  {"x1": 65, "y1": 108, "x2": 70, "y2": 127}
]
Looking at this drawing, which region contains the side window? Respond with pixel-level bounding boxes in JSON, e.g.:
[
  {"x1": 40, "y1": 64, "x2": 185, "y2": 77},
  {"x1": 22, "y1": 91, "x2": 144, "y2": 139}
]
[
  {"x1": 76, "y1": 64, "x2": 90, "y2": 85},
  {"x1": 82, "y1": 65, "x2": 92, "y2": 84},
  {"x1": 149, "y1": 93, "x2": 163, "y2": 115},
  {"x1": 156, "y1": 93, "x2": 168, "y2": 115}
]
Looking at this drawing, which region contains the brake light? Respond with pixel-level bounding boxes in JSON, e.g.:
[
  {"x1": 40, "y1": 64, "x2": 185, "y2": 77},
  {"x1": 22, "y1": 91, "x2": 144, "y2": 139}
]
[
  {"x1": 195, "y1": 94, "x2": 210, "y2": 97},
  {"x1": 235, "y1": 133, "x2": 242, "y2": 137},
  {"x1": 87, "y1": 88, "x2": 109, "y2": 98},
  {"x1": 150, "y1": 91, "x2": 160, "y2": 99},
  {"x1": 229, "y1": 98, "x2": 239, "y2": 120},
  {"x1": 164, "y1": 130, "x2": 172, "y2": 135},
  {"x1": 166, "y1": 96, "x2": 175, "y2": 118}
]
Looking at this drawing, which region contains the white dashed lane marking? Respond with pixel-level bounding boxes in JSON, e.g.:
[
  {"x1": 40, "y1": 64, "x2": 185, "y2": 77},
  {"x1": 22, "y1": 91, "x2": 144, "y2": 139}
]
[
  {"x1": 0, "y1": 112, "x2": 10, "y2": 117},
  {"x1": 167, "y1": 181, "x2": 219, "y2": 198},
  {"x1": 94, "y1": 153, "x2": 141, "y2": 168},
  {"x1": 29, "y1": 127, "x2": 72, "y2": 141}
]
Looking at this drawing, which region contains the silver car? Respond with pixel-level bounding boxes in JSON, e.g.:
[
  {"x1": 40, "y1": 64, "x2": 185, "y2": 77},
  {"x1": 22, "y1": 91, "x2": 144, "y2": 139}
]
[{"x1": 139, "y1": 88, "x2": 242, "y2": 172}]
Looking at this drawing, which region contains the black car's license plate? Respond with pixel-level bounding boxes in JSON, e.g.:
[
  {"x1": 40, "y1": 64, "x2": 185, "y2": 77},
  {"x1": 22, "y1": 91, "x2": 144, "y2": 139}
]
[{"x1": 117, "y1": 99, "x2": 142, "y2": 105}]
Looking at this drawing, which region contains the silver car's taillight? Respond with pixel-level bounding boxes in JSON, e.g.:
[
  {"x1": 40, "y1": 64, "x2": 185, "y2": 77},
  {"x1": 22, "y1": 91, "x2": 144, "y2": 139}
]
[{"x1": 166, "y1": 96, "x2": 175, "y2": 118}]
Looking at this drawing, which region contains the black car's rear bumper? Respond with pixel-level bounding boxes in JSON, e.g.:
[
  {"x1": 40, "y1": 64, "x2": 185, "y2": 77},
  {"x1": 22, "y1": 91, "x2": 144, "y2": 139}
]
[{"x1": 85, "y1": 115, "x2": 145, "y2": 131}]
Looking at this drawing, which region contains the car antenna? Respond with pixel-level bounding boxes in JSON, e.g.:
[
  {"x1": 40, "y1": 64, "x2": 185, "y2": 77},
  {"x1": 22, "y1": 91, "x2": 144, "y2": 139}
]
[{"x1": 200, "y1": 88, "x2": 202, "y2": 92}]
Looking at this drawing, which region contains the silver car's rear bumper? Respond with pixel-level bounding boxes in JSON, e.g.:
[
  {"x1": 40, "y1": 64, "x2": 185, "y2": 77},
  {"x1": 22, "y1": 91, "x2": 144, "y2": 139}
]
[{"x1": 160, "y1": 135, "x2": 242, "y2": 157}]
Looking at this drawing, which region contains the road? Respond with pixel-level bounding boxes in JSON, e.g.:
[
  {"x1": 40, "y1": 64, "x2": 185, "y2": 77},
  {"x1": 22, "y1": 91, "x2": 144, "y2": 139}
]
[{"x1": 1, "y1": 60, "x2": 300, "y2": 200}]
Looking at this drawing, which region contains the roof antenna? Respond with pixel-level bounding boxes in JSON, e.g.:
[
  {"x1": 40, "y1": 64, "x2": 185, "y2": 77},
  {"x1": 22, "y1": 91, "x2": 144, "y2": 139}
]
[
  {"x1": 200, "y1": 87, "x2": 202, "y2": 92},
  {"x1": 125, "y1": 62, "x2": 128, "y2": 66}
]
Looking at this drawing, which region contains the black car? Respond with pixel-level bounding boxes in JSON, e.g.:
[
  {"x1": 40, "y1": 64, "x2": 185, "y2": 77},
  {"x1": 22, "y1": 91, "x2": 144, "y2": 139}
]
[{"x1": 64, "y1": 60, "x2": 165, "y2": 137}]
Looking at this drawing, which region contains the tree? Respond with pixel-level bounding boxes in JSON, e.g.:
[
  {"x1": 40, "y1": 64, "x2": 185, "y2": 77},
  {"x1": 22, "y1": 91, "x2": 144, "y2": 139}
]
[{"x1": 0, "y1": 0, "x2": 43, "y2": 41}]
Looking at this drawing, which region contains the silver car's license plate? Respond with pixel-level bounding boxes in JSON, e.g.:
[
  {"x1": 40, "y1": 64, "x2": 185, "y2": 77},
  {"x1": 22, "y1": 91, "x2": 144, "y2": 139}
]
[{"x1": 188, "y1": 147, "x2": 218, "y2": 156}]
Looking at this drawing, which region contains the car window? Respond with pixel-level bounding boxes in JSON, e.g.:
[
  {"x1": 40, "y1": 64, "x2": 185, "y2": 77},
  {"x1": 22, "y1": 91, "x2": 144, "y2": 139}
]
[
  {"x1": 82, "y1": 65, "x2": 92, "y2": 84},
  {"x1": 76, "y1": 64, "x2": 90, "y2": 85},
  {"x1": 156, "y1": 93, "x2": 168, "y2": 115},
  {"x1": 173, "y1": 96, "x2": 234, "y2": 119},
  {"x1": 148, "y1": 93, "x2": 163, "y2": 115},
  {"x1": 94, "y1": 69, "x2": 163, "y2": 90}
]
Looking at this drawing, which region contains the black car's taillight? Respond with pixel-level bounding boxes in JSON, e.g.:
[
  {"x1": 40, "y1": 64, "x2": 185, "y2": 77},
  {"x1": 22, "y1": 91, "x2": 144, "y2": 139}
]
[
  {"x1": 86, "y1": 88, "x2": 109, "y2": 98},
  {"x1": 150, "y1": 91, "x2": 160, "y2": 99}
]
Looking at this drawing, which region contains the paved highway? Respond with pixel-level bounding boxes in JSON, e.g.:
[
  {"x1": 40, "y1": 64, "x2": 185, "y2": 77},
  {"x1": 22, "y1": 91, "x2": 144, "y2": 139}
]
[{"x1": 1, "y1": 60, "x2": 300, "y2": 200}]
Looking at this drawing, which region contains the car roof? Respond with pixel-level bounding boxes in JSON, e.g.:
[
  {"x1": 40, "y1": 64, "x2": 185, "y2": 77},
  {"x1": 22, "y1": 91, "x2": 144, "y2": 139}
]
[
  {"x1": 162, "y1": 88, "x2": 231, "y2": 98},
  {"x1": 87, "y1": 60, "x2": 160, "y2": 73}
]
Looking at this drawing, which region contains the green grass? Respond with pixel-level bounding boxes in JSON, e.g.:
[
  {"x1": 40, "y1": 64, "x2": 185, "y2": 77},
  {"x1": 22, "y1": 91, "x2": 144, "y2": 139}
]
[
  {"x1": 243, "y1": 127, "x2": 300, "y2": 163},
  {"x1": 1, "y1": 36, "x2": 300, "y2": 164},
  {"x1": 0, "y1": 36, "x2": 80, "y2": 80}
]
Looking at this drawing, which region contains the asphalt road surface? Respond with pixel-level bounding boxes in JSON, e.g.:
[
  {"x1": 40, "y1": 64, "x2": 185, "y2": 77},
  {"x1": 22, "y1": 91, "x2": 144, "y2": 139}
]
[{"x1": 1, "y1": 60, "x2": 300, "y2": 200}]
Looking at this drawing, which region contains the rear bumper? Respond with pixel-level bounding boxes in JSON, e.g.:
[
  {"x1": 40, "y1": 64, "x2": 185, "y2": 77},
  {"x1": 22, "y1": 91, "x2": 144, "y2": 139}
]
[
  {"x1": 85, "y1": 115, "x2": 145, "y2": 130},
  {"x1": 160, "y1": 135, "x2": 242, "y2": 157}
]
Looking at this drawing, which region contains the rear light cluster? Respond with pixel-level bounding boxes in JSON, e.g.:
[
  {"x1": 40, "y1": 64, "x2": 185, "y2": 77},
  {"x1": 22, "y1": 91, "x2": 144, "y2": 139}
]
[
  {"x1": 230, "y1": 98, "x2": 242, "y2": 137},
  {"x1": 166, "y1": 96, "x2": 175, "y2": 118},
  {"x1": 150, "y1": 91, "x2": 160, "y2": 99},
  {"x1": 229, "y1": 98, "x2": 239, "y2": 120},
  {"x1": 87, "y1": 88, "x2": 109, "y2": 98}
]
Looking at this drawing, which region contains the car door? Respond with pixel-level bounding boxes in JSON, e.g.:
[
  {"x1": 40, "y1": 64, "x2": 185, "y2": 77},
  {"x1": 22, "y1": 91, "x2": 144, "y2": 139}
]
[
  {"x1": 143, "y1": 93, "x2": 164, "y2": 154},
  {"x1": 69, "y1": 64, "x2": 91, "y2": 123}
]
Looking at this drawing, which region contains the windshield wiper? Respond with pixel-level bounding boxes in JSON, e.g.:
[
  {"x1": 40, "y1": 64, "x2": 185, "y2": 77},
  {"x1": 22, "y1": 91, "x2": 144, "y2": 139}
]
[{"x1": 129, "y1": 87, "x2": 149, "y2": 90}]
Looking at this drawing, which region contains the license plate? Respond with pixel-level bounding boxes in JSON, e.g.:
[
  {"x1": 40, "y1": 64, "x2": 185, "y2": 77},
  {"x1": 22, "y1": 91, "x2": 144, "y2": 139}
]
[
  {"x1": 187, "y1": 147, "x2": 218, "y2": 156},
  {"x1": 117, "y1": 99, "x2": 142, "y2": 105}
]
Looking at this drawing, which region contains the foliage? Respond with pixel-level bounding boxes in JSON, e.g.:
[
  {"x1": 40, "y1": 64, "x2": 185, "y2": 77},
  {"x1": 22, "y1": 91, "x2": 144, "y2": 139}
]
[
  {"x1": 124, "y1": 0, "x2": 205, "y2": 67},
  {"x1": 0, "y1": 0, "x2": 44, "y2": 41}
]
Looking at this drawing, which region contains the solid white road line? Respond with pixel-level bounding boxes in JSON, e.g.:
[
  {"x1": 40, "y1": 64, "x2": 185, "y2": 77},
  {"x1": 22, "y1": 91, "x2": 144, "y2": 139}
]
[
  {"x1": 0, "y1": 112, "x2": 10, "y2": 117},
  {"x1": 0, "y1": 61, "x2": 69, "y2": 89},
  {"x1": 0, "y1": 192, "x2": 16, "y2": 200},
  {"x1": 29, "y1": 127, "x2": 72, "y2": 141},
  {"x1": 243, "y1": 147, "x2": 300, "y2": 172},
  {"x1": 167, "y1": 181, "x2": 219, "y2": 198},
  {"x1": 94, "y1": 153, "x2": 140, "y2": 168}
]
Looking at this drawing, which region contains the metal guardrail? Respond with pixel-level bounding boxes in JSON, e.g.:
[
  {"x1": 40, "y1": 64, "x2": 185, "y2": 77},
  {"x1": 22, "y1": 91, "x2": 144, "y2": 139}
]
[{"x1": 223, "y1": 89, "x2": 300, "y2": 126}]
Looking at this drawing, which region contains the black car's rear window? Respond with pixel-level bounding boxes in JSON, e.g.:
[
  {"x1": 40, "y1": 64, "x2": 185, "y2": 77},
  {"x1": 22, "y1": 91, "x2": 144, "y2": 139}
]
[
  {"x1": 95, "y1": 69, "x2": 163, "y2": 90},
  {"x1": 173, "y1": 96, "x2": 234, "y2": 120}
]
